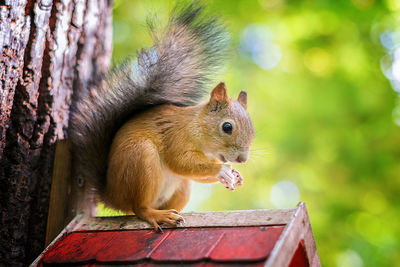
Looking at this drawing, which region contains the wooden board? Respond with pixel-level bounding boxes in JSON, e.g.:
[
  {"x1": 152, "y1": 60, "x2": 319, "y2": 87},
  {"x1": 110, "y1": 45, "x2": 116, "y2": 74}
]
[
  {"x1": 265, "y1": 202, "x2": 321, "y2": 267},
  {"x1": 45, "y1": 140, "x2": 72, "y2": 246},
  {"x1": 74, "y1": 208, "x2": 295, "y2": 231}
]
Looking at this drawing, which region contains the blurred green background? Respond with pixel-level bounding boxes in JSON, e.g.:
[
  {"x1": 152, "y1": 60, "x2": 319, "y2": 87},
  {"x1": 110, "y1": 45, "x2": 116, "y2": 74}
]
[{"x1": 104, "y1": 0, "x2": 400, "y2": 266}]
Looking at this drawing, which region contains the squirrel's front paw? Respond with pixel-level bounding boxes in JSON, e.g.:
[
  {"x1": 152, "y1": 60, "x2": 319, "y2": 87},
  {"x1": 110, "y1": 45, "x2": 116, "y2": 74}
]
[
  {"x1": 231, "y1": 168, "x2": 243, "y2": 186},
  {"x1": 217, "y1": 165, "x2": 243, "y2": 191}
]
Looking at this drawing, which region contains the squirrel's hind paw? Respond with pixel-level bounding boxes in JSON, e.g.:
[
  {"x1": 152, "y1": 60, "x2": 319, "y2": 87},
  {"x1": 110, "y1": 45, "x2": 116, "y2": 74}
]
[{"x1": 138, "y1": 208, "x2": 185, "y2": 232}]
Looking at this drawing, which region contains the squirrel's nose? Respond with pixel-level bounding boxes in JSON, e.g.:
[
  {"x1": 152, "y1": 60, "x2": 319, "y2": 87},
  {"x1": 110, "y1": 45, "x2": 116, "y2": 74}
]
[
  {"x1": 236, "y1": 156, "x2": 244, "y2": 163},
  {"x1": 235, "y1": 153, "x2": 248, "y2": 163}
]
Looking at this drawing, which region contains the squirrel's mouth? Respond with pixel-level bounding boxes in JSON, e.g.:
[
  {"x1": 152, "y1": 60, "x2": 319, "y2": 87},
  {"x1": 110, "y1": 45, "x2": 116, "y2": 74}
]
[{"x1": 219, "y1": 154, "x2": 227, "y2": 163}]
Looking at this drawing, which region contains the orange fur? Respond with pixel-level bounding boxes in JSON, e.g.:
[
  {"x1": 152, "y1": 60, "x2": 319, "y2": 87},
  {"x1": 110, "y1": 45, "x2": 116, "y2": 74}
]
[{"x1": 103, "y1": 82, "x2": 254, "y2": 230}]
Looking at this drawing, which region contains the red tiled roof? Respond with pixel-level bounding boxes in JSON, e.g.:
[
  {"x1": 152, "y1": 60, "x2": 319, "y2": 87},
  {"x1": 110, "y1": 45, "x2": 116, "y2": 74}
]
[
  {"x1": 33, "y1": 203, "x2": 320, "y2": 267},
  {"x1": 40, "y1": 226, "x2": 285, "y2": 266}
]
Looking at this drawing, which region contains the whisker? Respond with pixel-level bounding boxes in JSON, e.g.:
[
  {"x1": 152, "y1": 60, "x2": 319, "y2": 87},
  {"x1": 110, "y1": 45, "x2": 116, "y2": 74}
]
[
  {"x1": 250, "y1": 147, "x2": 271, "y2": 151},
  {"x1": 248, "y1": 154, "x2": 271, "y2": 160},
  {"x1": 254, "y1": 127, "x2": 269, "y2": 135}
]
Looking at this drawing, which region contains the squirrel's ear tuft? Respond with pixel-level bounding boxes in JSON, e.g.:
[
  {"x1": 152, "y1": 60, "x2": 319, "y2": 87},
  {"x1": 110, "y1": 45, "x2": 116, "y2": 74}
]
[
  {"x1": 237, "y1": 91, "x2": 247, "y2": 109},
  {"x1": 209, "y1": 82, "x2": 230, "y2": 111},
  {"x1": 210, "y1": 82, "x2": 229, "y2": 103}
]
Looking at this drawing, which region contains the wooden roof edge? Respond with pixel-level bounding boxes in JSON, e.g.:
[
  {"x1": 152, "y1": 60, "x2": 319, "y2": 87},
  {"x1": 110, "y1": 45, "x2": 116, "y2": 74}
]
[
  {"x1": 30, "y1": 213, "x2": 86, "y2": 267},
  {"x1": 74, "y1": 208, "x2": 296, "y2": 231},
  {"x1": 265, "y1": 202, "x2": 321, "y2": 267}
]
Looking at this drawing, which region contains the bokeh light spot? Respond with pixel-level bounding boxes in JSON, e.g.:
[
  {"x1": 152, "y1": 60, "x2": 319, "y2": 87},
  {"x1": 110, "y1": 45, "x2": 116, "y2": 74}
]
[
  {"x1": 392, "y1": 103, "x2": 400, "y2": 126},
  {"x1": 380, "y1": 30, "x2": 400, "y2": 50},
  {"x1": 391, "y1": 48, "x2": 400, "y2": 82},
  {"x1": 253, "y1": 43, "x2": 282, "y2": 70},
  {"x1": 385, "y1": 0, "x2": 400, "y2": 10},
  {"x1": 270, "y1": 181, "x2": 300, "y2": 208},
  {"x1": 380, "y1": 54, "x2": 394, "y2": 80},
  {"x1": 361, "y1": 190, "x2": 388, "y2": 215},
  {"x1": 303, "y1": 47, "x2": 333, "y2": 77},
  {"x1": 239, "y1": 24, "x2": 282, "y2": 70},
  {"x1": 336, "y1": 250, "x2": 363, "y2": 267}
]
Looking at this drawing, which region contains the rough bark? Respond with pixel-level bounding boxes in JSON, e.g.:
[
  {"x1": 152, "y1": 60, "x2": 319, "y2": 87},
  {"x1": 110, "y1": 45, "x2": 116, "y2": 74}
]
[{"x1": 0, "y1": 0, "x2": 112, "y2": 266}]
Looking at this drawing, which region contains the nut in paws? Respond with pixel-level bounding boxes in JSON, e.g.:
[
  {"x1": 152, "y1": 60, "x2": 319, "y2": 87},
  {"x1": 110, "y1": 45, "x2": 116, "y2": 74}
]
[{"x1": 217, "y1": 165, "x2": 243, "y2": 190}]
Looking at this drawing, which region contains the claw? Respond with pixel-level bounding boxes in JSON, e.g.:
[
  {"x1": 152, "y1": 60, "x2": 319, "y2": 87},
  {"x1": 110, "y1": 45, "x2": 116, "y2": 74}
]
[
  {"x1": 156, "y1": 225, "x2": 164, "y2": 233},
  {"x1": 152, "y1": 222, "x2": 164, "y2": 233},
  {"x1": 175, "y1": 218, "x2": 185, "y2": 225},
  {"x1": 175, "y1": 215, "x2": 185, "y2": 226}
]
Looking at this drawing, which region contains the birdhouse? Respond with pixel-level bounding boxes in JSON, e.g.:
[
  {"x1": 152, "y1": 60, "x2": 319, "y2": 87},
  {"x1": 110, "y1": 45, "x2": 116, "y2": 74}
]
[
  {"x1": 32, "y1": 202, "x2": 320, "y2": 266},
  {"x1": 30, "y1": 141, "x2": 320, "y2": 266}
]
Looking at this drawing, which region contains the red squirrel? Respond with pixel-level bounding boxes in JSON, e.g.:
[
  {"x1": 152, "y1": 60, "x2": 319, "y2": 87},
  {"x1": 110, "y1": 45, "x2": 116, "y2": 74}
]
[{"x1": 70, "y1": 2, "x2": 255, "y2": 231}]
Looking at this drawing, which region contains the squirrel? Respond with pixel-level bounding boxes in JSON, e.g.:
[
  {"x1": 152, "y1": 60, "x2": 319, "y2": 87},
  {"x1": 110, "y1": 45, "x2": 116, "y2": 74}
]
[{"x1": 69, "y1": 2, "x2": 255, "y2": 231}]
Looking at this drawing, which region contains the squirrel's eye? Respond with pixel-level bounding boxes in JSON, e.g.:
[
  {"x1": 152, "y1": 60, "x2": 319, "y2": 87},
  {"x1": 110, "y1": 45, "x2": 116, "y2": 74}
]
[{"x1": 222, "y1": 122, "x2": 233, "y2": 134}]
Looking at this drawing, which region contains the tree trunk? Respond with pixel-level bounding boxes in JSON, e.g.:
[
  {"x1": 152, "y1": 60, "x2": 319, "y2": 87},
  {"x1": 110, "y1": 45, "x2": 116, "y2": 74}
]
[{"x1": 0, "y1": 0, "x2": 112, "y2": 265}]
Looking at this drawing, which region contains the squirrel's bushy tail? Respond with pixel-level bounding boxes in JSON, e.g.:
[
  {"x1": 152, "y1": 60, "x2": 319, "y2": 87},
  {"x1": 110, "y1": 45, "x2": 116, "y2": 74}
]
[{"x1": 69, "y1": 1, "x2": 230, "y2": 194}]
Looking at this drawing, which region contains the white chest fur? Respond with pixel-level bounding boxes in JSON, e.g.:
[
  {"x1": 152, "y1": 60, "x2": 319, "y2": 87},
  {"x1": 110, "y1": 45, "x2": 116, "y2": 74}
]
[{"x1": 151, "y1": 165, "x2": 184, "y2": 208}]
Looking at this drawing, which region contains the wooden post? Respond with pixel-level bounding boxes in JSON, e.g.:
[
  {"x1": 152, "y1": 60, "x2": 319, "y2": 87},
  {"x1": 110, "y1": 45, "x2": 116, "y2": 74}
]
[
  {"x1": 45, "y1": 140, "x2": 71, "y2": 246},
  {"x1": 45, "y1": 140, "x2": 98, "y2": 246}
]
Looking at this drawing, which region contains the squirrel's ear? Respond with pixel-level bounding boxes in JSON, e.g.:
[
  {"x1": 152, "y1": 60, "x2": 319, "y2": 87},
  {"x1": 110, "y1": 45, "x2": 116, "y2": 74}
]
[
  {"x1": 209, "y1": 82, "x2": 230, "y2": 111},
  {"x1": 237, "y1": 91, "x2": 247, "y2": 109},
  {"x1": 210, "y1": 82, "x2": 229, "y2": 102}
]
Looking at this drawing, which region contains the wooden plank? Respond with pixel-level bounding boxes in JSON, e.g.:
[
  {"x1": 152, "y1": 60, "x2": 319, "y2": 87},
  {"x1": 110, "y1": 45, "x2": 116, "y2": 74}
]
[
  {"x1": 31, "y1": 214, "x2": 85, "y2": 267},
  {"x1": 208, "y1": 226, "x2": 284, "y2": 261},
  {"x1": 45, "y1": 140, "x2": 72, "y2": 246},
  {"x1": 265, "y1": 202, "x2": 321, "y2": 267},
  {"x1": 42, "y1": 232, "x2": 105, "y2": 264},
  {"x1": 150, "y1": 228, "x2": 224, "y2": 261},
  {"x1": 97, "y1": 230, "x2": 171, "y2": 262},
  {"x1": 75, "y1": 208, "x2": 295, "y2": 231}
]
